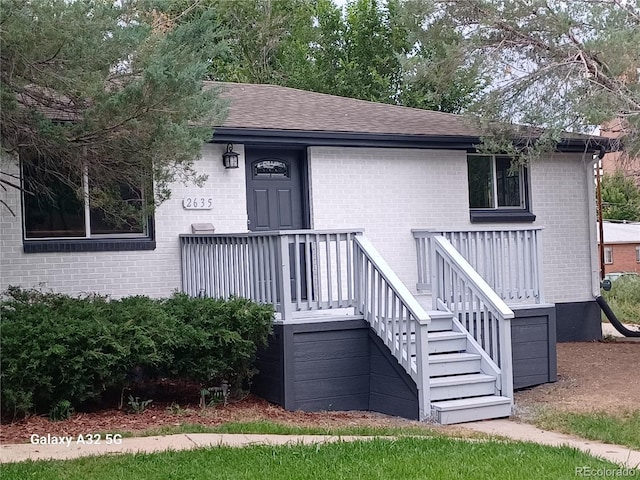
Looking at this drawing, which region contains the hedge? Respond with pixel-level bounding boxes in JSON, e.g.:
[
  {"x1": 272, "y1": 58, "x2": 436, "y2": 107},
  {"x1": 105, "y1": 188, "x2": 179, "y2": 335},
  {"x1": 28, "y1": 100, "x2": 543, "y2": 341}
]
[{"x1": 0, "y1": 288, "x2": 273, "y2": 418}]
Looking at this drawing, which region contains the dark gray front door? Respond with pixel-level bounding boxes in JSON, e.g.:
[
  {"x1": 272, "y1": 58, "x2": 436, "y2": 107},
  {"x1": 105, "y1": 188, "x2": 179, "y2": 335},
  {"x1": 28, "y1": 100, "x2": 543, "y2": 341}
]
[
  {"x1": 246, "y1": 148, "x2": 308, "y2": 301},
  {"x1": 246, "y1": 149, "x2": 305, "y2": 231}
]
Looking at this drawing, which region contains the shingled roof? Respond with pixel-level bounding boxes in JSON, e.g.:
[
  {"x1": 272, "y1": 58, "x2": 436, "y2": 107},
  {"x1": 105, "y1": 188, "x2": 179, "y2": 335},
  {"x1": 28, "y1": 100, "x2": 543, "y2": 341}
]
[
  {"x1": 18, "y1": 80, "x2": 610, "y2": 151},
  {"x1": 212, "y1": 82, "x2": 482, "y2": 137},
  {"x1": 209, "y1": 82, "x2": 612, "y2": 153}
]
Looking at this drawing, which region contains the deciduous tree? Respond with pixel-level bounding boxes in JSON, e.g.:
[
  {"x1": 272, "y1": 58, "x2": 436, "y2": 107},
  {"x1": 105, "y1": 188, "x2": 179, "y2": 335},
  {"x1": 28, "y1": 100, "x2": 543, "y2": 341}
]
[{"x1": 602, "y1": 170, "x2": 640, "y2": 221}]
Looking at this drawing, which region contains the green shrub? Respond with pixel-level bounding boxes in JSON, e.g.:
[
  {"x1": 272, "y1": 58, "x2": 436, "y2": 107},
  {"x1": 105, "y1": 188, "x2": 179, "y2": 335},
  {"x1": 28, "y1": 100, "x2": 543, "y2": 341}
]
[
  {"x1": 48, "y1": 400, "x2": 74, "y2": 421},
  {"x1": 602, "y1": 276, "x2": 640, "y2": 324},
  {"x1": 161, "y1": 294, "x2": 273, "y2": 391},
  {"x1": 0, "y1": 288, "x2": 274, "y2": 418}
]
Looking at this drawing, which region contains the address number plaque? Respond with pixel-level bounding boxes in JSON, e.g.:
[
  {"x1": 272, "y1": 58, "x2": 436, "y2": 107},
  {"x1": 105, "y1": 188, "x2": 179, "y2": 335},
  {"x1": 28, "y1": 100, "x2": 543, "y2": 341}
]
[{"x1": 183, "y1": 196, "x2": 213, "y2": 210}]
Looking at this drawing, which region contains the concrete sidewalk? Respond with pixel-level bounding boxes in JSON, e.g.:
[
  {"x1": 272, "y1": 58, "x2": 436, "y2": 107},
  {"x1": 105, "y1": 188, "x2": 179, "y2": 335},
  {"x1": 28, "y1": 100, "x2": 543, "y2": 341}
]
[
  {"x1": 463, "y1": 419, "x2": 640, "y2": 469},
  {"x1": 0, "y1": 433, "x2": 380, "y2": 463},
  {"x1": 2, "y1": 422, "x2": 639, "y2": 468}
]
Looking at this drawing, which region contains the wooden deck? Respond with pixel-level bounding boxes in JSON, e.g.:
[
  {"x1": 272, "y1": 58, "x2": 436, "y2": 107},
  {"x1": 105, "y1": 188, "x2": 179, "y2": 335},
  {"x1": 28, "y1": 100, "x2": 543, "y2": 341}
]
[{"x1": 180, "y1": 227, "x2": 555, "y2": 423}]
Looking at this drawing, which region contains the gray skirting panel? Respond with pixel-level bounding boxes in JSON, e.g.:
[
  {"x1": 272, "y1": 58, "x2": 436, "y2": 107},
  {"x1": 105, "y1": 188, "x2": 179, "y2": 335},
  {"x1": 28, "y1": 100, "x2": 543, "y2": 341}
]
[
  {"x1": 253, "y1": 307, "x2": 558, "y2": 418},
  {"x1": 252, "y1": 318, "x2": 418, "y2": 419},
  {"x1": 511, "y1": 305, "x2": 557, "y2": 390}
]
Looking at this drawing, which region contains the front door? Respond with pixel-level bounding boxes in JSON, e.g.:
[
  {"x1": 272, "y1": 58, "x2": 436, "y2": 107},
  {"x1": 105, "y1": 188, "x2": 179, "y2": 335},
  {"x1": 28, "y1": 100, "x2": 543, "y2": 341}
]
[
  {"x1": 245, "y1": 148, "x2": 309, "y2": 301},
  {"x1": 245, "y1": 148, "x2": 306, "y2": 231}
]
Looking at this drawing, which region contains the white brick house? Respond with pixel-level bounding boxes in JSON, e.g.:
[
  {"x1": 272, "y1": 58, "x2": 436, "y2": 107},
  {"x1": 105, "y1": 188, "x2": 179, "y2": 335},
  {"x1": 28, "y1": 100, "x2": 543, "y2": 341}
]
[{"x1": 0, "y1": 83, "x2": 609, "y2": 423}]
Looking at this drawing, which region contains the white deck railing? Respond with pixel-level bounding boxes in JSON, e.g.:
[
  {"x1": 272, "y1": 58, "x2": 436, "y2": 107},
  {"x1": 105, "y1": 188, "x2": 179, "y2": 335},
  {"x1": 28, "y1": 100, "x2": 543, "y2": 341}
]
[
  {"x1": 353, "y1": 235, "x2": 431, "y2": 420},
  {"x1": 180, "y1": 230, "x2": 363, "y2": 320},
  {"x1": 413, "y1": 227, "x2": 543, "y2": 304},
  {"x1": 430, "y1": 235, "x2": 514, "y2": 401}
]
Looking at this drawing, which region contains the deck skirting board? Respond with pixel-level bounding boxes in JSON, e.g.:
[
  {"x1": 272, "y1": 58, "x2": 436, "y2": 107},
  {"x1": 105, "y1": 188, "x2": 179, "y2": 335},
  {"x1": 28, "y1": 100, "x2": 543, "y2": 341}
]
[
  {"x1": 252, "y1": 318, "x2": 419, "y2": 419},
  {"x1": 511, "y1": 305, "x2": 557, "y2": 390},
  {"x1": 253, "y1": 305, "x2": 557, "y2": 419}
]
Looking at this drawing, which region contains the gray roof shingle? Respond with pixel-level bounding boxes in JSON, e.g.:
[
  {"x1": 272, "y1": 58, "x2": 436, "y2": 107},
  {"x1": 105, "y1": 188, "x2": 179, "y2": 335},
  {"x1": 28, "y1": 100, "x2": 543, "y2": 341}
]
[
  {"x1": 211, "y1": 82, "x2": 610, "y2": 147},
  {"x1": 211, "y1": 81, "x2": 482, "y2": 137}
]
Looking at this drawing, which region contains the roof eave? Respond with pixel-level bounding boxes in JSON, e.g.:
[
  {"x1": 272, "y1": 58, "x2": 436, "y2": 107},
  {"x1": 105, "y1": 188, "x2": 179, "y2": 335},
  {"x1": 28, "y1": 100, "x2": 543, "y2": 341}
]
[
  {"x1": 211, "y1": 127, "x2": 480, "y2": 150},
  {"x1": 211, "y1": 127, "x2": 612, "y2": 154}
]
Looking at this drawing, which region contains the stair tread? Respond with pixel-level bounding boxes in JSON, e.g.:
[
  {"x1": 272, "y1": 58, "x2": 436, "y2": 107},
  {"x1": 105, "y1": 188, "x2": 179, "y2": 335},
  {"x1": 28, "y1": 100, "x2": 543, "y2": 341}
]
[
  {"x1": 428, "y1": 331, "x2": 466, "y2": 340},
  {"x1": 431, "y1": 395, "x2": 511, "y2": 410},
  {"x1": 429, "y1": 352, "x2": 480, "y2": 363},
  {"x1": 430, "y1": 373, "x2": 495, "y2": 386}
]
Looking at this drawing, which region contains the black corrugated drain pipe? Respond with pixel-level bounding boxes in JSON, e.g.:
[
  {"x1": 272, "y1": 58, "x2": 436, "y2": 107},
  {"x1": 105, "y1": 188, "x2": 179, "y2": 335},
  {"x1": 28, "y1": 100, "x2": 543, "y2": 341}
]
[{"x1": 595, "y1": 296, "x2": 640, "y2": 337}]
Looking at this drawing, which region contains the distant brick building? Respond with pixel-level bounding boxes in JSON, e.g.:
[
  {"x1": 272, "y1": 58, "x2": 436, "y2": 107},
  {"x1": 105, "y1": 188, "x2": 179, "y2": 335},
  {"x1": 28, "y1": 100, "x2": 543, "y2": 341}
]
[
  {"x1": 600, "y1": 119, "x2": 640, "y2": 187},
  {"x1": 599, "y1": 221, "x2": 640, "y2": 274}
]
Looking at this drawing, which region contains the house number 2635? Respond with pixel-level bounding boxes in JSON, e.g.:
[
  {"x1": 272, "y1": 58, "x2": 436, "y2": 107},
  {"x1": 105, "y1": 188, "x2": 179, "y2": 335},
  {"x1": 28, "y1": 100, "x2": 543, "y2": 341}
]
[{"x1": 182, "y1": 197, "x2": 213, "y2": 210}]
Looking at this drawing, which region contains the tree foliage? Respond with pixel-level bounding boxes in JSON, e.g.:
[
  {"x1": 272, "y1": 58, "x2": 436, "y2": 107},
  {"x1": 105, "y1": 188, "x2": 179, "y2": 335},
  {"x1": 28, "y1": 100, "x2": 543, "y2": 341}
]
[
  {"x1": 602, "y1": 170, "x2": 640, "y2": 221},
  {"x1": 0, "y1": 0, "x2": 227, "y2": 215},
  {"x1": 439, "y1": 0, "x2": 640, "y2": 161},
  {"x1": 174, "y1": 0, "x2": 483, "y2": 110}
]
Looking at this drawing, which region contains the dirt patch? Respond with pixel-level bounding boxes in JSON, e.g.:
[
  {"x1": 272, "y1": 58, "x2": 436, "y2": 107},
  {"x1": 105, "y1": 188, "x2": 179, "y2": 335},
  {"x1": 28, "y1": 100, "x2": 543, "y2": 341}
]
[
  {"x1": 515, "y1": 341, "x2": 640, "y2": 416},
  {"x1": 2, "y1": 341, "x2": 638, "y2": 445}
]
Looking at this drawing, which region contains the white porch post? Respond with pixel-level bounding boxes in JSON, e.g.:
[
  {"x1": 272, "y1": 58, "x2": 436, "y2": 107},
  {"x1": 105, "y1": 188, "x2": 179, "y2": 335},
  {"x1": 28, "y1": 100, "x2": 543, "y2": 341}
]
[
  {"x1": 277, "y1": 234, "x2": 293, "y2": 322},
  {"x1": 415, "y1": 317, "x2": 431, "y2": 421}
]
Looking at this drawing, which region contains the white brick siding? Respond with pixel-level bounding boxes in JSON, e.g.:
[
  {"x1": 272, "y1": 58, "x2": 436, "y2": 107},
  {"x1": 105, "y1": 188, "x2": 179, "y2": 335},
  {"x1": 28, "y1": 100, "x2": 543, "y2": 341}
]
[
  {"x1": 529, "y1": 153, "x2": 595, "y2": 303},
  {"x1": 1, "y1": 143, "x2": 597, "y2": 305},
  {"x1": 308, "y1": 147, "x2": 471, "y2": 293},
  {"x1": 0, "y1": 143, "x2": 248, "y2": 298},
  {"x1": 308, "y1": 146, "x2": 596, "y2": 303}
]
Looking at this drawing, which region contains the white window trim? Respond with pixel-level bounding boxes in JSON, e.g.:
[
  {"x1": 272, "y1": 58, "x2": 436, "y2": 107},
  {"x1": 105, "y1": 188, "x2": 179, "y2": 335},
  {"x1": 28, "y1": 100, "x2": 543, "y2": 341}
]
[{"x1": 604, "y1": 246, "x2": 613, "y2": 265}]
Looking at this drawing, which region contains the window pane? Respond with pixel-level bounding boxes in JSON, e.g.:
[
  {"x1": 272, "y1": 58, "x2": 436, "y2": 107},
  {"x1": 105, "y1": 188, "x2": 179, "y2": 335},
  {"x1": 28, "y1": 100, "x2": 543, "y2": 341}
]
[
  {"x1": 495, "y1": 157, "x2": 522, "y2": 207},
  {"x1": 604, "y1": 247, "x2": 613, "y2": 264},
  {"x1": 254, "y1": 159, "x2": 289, "y2": 178},
  {"x1": 23, "y1": 160, "x2": 85, "y2": 238},
  {"x1": 89, "y1": 184, "x2": 145, "y2": 235},
  {"x1": 468, "y1": 156, "x2": 493, "y2": 208}
]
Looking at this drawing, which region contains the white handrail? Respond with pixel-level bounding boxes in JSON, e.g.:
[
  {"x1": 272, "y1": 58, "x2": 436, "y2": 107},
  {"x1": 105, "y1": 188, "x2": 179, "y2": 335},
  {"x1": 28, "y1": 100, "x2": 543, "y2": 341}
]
[
  {"x1": 355, "y1": 236, "x2": 431, "y2": 324},
  {"x1": 433, "y1": 236, "x2": 514, "y2": 319},
  {"x1": 179, "y1": 229, "x2": 362, "y2": 320},
  {"x1": 431, "y1": 235, "x2": 514, "y2": 402},
  {"x1": 353, "y1": 235, "x2": 431, "y2": 420},
  {"x1": 413, "y1": 228, "x2": 543, "y2": 304}
]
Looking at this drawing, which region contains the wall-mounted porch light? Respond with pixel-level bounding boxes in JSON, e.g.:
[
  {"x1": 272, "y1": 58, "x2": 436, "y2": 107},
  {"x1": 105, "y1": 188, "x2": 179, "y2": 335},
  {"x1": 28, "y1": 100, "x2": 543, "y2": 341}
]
[{"x1": 222, "y1": 143, "x2": 239, "y2": 169}]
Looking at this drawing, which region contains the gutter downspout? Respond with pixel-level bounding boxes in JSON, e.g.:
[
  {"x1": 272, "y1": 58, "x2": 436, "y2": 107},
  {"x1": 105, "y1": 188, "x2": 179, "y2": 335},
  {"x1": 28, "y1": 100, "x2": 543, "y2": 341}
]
[
  {"x1": 596, "y1": 158, "x2": 606, "y2": 281},
  {"x1": 589, "y1": 146, "x2": 640, "y2": 337},
  {"x1": 586, "y1": 148, "x2": 604, "y2": 299}
]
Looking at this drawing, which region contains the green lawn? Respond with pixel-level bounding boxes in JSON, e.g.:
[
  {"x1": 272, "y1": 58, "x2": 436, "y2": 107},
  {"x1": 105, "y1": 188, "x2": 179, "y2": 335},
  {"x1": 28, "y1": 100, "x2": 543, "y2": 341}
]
[
  {"x1": 1, "y1": 437, "x2": 630, "y2": 480},
  {"x1": 601, "y1": 276, "x2": 640, "y2": 324},
  {"x1": 133, "y1": 420, "x2": 441, "y2": 438},
  {"x1": 536, "y1": 410, "x2": 640, "y2": 450}
]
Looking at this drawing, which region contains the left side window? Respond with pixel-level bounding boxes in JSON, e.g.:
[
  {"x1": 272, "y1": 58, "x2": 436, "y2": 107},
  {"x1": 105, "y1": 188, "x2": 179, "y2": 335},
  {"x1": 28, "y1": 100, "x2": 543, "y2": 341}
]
[
  {"x1": 22, "y1": 157, "x2": 153, "y2": 250},
  {"x1": 23, "y1": 160, "x2": 86, "y2": 238}
]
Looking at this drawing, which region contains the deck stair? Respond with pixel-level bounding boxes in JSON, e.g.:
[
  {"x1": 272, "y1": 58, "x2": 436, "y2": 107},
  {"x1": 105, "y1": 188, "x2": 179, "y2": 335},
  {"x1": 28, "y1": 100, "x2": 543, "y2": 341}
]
[{"x1": 385, "y1": 302, "x2": 511, "y2": 425}]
